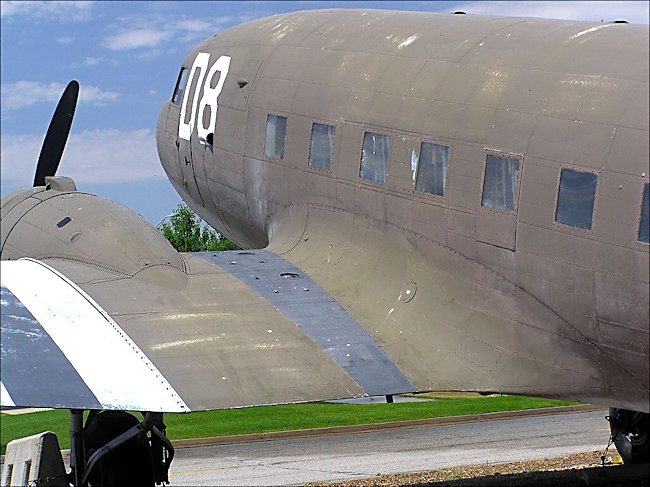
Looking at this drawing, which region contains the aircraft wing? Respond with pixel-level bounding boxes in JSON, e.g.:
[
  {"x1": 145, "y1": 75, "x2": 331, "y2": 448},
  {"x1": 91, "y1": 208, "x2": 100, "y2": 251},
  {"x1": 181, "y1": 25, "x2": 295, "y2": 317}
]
[
  {"x1": 1, "y1": 199, "x2": 645, "y2": 414},
  {"x1": 0, "y1": 251, "x2": 415, "y2": 413}
]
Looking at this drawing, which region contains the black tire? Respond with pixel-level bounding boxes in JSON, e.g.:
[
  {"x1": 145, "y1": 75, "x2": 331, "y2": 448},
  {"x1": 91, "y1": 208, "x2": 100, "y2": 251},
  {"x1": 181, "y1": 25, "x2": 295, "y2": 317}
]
[
  {"x1": 84, "y1": 410, "x2": 154, "y2": 486},
  {"x1": 609, "y1": 407, "x2": 650, "y2": 464}
]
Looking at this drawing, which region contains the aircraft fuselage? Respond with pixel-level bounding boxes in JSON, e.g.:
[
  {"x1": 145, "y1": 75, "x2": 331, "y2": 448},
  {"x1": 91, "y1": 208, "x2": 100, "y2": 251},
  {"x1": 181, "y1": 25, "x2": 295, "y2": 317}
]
[{"x1": 157, "y1": 10, "x2": 649, "y2": 411}]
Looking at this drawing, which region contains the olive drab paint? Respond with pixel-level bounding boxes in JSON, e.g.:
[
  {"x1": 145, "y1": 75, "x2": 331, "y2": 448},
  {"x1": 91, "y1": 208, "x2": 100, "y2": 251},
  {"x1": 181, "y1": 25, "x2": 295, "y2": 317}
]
[{"x1": 1, "y1": 10, "x2": 648, "y2": 416}]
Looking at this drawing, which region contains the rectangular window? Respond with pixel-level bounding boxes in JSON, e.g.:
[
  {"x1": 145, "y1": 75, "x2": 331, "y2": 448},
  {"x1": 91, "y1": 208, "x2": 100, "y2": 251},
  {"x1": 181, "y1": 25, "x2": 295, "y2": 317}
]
[
  {"x1": 360, "y1": 132, "x2": 389, "y2": 183},
  {"x1": 308, "y1": 123, "x2": 335, "y2": 171},
  {"x1": 264, "y1": 114, "x2": 287, "y2": 159},
  {"x1": 481, "y1": 154, "x2": 521, "y2": 212},
  {"x1": 555, "y1": 168, "x2": 598, "y2": 230},
  {"x1": 172, "y1": 67, "x2": 189, "y2": 105},
  {"x1": 639, "y1": 183, "x2": 649, "y2": 243},
  {"x1": 415, "y1": 142, "x2": 449, "y2": 196}
]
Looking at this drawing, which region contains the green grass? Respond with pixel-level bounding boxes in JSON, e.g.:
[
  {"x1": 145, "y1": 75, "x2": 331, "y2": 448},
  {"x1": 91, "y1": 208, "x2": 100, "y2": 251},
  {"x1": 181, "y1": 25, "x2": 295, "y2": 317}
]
[{"x1": 1, "y1": 395, "x2": 575, "y2": 455}]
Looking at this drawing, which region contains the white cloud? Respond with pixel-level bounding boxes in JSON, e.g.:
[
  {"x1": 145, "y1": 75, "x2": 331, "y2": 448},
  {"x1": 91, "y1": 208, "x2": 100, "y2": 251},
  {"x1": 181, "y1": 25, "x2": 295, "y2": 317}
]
[
  {"x1": 71, "y1": 56, "x2": 105, "y2": 68},
  {"x1": 132, "y1": 47, "x2": 178, "y2": 61},
  {"x1": 174, "y1": 18, "x2": 217, "y2": 33},
  {"x1": 56, "y1": 36, "x2": 75, "y2": 44},
  {"x1": 102, "y1": 14, "x2": 238, "y2": 54},
  {"x1": 451, "y1": 1, "x2": 649, "y2": 24},
  {"x1": 1, "y1": 129, "x2": 165, "y2": 186},
  {"x1": 0, "y1": 1, "x2": 93, "y2": 22},
  {"x1": 1, "y1": 81, "x2": 118, "y2": 110},
  {"x1": 103, "y1": 28, "x2": 171, "y2": 50}
]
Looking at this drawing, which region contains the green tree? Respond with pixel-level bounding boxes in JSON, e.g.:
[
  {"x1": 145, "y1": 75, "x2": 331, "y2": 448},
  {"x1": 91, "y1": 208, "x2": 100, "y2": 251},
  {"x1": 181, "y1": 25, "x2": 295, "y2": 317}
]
[{"x1": 158, "y1": 204, "x2": 237, "y2": 252}]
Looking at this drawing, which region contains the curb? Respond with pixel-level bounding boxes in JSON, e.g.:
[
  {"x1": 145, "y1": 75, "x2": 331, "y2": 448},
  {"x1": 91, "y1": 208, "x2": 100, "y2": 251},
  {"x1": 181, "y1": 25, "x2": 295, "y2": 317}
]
[
  {"x1": 171, "y1": 404, "x2": 606, "y2": 449},
  {"x1": 0, "y1": 405, "x2": 607, "y2": 464}
]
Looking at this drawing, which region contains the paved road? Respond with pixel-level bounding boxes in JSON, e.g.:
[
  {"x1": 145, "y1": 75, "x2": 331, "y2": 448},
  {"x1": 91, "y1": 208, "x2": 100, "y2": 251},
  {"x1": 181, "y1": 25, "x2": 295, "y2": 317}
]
[{"x1": 169, "y1": 409, "x2": 610, "y2": 486}]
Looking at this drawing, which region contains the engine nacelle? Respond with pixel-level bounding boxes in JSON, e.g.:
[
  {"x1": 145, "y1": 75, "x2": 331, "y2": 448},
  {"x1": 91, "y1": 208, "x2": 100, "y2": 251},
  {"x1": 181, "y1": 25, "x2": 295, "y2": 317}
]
[{"x1": 0, "y1": 178, "x2": 183, "y2": 277}]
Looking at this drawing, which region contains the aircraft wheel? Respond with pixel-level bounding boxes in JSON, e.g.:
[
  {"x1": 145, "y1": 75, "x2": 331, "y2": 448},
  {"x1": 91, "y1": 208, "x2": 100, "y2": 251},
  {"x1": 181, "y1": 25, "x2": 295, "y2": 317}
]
[
  {"x1": 85, "y1": 410, "x2": 154, "y2": 486},
  {"x1": 608, "y1": 408, "x2": 650, "y2": 464}
]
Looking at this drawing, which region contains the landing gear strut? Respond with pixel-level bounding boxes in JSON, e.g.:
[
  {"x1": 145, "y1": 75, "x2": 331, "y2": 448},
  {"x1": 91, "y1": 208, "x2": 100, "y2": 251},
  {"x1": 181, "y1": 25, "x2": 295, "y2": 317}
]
[
  {"x1": 608, "y1": 408, "x2": 650, "y2": 464},
  {"x1": 69, "y1": 409, "x2": 174, "y2": 486}
]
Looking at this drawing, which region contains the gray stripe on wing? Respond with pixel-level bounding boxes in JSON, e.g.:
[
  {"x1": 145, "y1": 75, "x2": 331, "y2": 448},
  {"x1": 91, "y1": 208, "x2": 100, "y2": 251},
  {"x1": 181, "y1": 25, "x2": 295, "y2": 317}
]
[{"x1": 201, "y1": 250, "x2": 415, "y2": 396}]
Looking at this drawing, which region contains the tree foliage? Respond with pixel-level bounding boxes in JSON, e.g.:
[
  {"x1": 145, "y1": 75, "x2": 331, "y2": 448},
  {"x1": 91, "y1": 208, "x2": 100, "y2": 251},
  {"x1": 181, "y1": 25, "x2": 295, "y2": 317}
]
[{"x1": 158, "y1": 204, "x2": 237, "y2": 252}]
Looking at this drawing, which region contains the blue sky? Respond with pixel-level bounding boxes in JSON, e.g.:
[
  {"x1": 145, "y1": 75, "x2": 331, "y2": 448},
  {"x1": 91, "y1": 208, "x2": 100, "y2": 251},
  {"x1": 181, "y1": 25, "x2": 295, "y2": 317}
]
[{"x1": 1, "y1": 1, "x2": 648, "y2": 226}]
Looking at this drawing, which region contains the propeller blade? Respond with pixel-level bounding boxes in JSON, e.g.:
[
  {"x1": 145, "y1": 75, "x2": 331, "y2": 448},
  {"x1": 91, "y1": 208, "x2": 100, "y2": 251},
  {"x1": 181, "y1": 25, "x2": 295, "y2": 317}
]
[{"x1": 33, "y1": 80, "x2": 79, "y2": 187}]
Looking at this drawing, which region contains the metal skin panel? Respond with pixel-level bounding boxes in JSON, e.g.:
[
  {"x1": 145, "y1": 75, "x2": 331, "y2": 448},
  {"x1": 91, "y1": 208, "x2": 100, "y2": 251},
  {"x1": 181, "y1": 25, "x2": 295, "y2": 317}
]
[
  {"x1": 155, "y1": 10, "x2": 647, "y2": 412},
  {"x1": 202, "y1": 250, "x2": 415, "y2": 396},
  {"x1": 46, "y1": 253, "x2": 367, "y2": 411},
  {"x1": 477, "y1": 208, "x2": 517, "y2": 251},
  {"x1": 267, "y1": 205, "x2": 645, "y2": 410},
  {"x1": 0, "y1": 254, "x2": 371, "y2": 411},
  {"x1": 0, "y1": 191, "x2": 44, "y2": 254},
  {"x1": 0, "y1": 10, "x2": 648, "y2": 415},
  {"x1": 1, "y1": 190, "x2": 184, "y2": 276}
]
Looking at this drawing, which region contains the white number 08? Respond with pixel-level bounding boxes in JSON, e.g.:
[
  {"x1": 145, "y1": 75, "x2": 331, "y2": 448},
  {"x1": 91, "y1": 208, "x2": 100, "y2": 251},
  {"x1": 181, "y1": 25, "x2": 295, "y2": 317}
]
[{"x1": 178, "y1": 53, "x2": 231, "y2": 143}]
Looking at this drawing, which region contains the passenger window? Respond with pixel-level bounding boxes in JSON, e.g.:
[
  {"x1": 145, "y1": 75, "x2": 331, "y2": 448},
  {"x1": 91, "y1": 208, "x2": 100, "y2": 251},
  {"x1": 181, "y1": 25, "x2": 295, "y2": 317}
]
[
  {"x1": 360, "y1": 132, "x2": 389, "y2": 183},
  {"x1": 415, "y1": 142, "x2": 449, "y2": 196},
  {"x1": 264, "y1": 114, "x2": 287, "y2": 159},
  {"x1": 555, "y1": 168, "x2": 598, "y2": 230},
  {"x1": 172, "y1": 67, "x2": 189, "y2": 105},
  {"x1": 308, "y1": 123, "x2": 335, "y2": 171},
  {"x1": 481, "y1": 154, "x2": 521, "y2": 212},
  {"x1": 639, "y1": 183, "x2": 649, "y2": 243}
]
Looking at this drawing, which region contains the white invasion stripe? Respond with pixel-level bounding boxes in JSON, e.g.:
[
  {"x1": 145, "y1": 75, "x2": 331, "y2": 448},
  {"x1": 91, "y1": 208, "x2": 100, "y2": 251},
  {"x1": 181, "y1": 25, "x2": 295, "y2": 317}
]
[
  {"x1": 1, "y1": 259, "x2": 189, "y2": 413},
  {"x1": 1, "y1": 381, "x2": 16, "y2": 407}
]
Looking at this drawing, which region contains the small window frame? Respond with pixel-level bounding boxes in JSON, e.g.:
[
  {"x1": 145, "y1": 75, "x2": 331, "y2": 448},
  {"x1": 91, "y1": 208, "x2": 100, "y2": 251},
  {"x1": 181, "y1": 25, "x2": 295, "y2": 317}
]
[
  {"x1": 172, "y1": 67, "x2": 190, "y2": 105},
  {"x1": 414, "y1": 141, "x2": 450, "y2": 198},
  {"x1": 264, "y1": 113, "x2": 288, "y2": 160},
  {"x1": 359, "y1": 131, "x2": 391, "y2": 185},
  {"x1": 479, "y1": 150, "x2": 523, "y2": 214},
  {"x1": 308, "y1": 122, "x2": 336, "y2": 173},
  {"x1": 553, "y1": 166, "x2": 599, "y2": 232}
]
